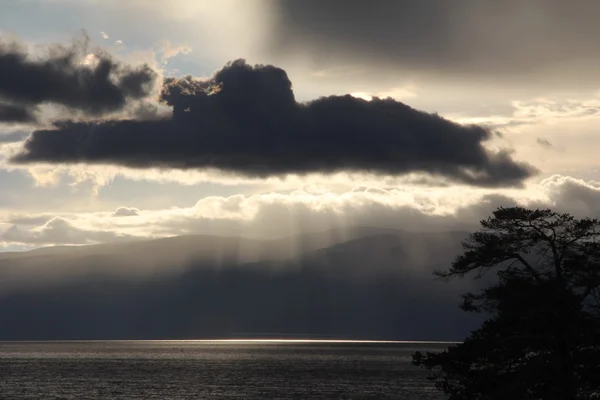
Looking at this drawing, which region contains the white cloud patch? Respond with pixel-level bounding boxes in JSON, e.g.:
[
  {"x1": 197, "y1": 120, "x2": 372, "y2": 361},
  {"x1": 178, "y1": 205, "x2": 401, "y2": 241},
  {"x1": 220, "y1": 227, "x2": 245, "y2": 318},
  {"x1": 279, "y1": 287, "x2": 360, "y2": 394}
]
[
  {"x1": 449, "y1": 97, "x2": 600, "y2": 131},
  {"x1": 539, "y1": 175, "x2": 600, "y2": 216},
  {"x1": 3, "y1": 175, "x2": 595, "y2": 248},
  {"x1": 155, "y1": 40, "x2": 192, "y2": 64},
  {"x1": 1, "y1": 216, "x2": 136, "y2": 245},
  {"x1": 434, "y1": 94, "x2": 600, "y2": 179},
  {"x1": 350, "y1": 84, "x2": 419, "y2": 102}
]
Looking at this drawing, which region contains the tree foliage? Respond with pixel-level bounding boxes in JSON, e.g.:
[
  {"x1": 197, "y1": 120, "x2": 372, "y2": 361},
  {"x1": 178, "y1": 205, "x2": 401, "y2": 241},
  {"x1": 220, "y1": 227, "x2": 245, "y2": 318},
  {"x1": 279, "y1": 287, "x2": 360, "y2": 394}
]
[{"x1": 413, "y1": 207, "x2": 600, "y2": 399}]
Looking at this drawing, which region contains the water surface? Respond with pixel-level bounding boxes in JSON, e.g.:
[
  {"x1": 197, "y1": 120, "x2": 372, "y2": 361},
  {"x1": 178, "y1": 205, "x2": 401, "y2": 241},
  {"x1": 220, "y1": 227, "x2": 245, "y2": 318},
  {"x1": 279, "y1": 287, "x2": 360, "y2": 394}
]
[{"x1": 0, "y1": 340, "x2": 448, "y2": 399}]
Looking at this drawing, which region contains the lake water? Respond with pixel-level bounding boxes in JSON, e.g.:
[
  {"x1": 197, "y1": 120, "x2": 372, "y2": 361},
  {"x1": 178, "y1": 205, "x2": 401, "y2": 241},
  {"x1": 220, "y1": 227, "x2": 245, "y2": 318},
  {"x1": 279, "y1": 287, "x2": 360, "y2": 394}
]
[{"x1": 0, "y1": 340, "x2": 448, "y2": 399}]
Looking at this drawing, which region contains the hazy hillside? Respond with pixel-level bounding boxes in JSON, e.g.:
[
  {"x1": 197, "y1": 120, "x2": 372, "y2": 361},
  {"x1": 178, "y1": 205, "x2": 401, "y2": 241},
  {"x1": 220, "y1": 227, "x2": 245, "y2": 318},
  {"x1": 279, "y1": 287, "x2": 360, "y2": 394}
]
[
  {"x1": 0, "y1": 228, "x2": 480, "y2": 341},
  {"x1": 0, "y1": 227, "x2": 468, "y2": 288}
]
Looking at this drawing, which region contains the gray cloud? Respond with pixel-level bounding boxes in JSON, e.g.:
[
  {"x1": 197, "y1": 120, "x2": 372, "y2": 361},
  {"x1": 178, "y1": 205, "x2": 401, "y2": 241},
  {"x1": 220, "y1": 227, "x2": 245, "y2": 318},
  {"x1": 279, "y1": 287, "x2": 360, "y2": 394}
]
[
  {"x1": 0, "y1": 103, "x2": 36, "y2": 123},
  {"x1": 536, "y1": 137, "x2": 553, "y2": 148},
  {"x1": 268, "y1": 0, "x2": 600, "y2": 86},
  {"x1": 0, "y1": 33, "x2": 158, "y2": 123},
  {"x1": 113, "y1": 206, "x2": 140, "y2": 217},
  {"x1": 13, "y1": 60, "x2": 536, "y2": 187}
]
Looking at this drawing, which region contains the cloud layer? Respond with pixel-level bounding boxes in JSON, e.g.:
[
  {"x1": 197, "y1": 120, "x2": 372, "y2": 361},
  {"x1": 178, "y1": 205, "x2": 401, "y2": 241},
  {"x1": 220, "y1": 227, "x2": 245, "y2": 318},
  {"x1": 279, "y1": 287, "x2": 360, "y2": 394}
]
[
  {"x1": 0, "y1": 103, "x2": 36, "y2": 123},
  {"x1": 269, "y1": 0, "x2": 600, "y2": 86},
  {"x1": 0, "y1": 34, "x2": 157, "y2": 123},
  {"x1": 2, "y1": 216, "x2": 135, "y2": 245},
  {"x1": 2, "y1": 174, "x2": 595, "y2": 248},
  {"x1": 14, "y1": 59, "x2": 536, "y2": 187}
]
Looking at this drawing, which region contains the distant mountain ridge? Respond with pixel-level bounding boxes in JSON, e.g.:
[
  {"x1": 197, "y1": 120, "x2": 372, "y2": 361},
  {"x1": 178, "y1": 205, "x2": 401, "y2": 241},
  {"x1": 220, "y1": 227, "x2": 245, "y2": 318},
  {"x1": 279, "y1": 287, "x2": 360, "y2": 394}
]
[
  {"x1": 0, "y1": 227, "x2": 479, "y2": 341},
  {"x1": 0, "y1": 226, "x2": 468, "y2": 263}
]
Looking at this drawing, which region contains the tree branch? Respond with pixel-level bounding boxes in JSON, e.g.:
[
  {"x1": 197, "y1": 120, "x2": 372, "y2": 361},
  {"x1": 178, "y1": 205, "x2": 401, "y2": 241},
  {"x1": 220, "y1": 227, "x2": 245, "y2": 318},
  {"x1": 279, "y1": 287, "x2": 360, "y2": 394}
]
[{"x1": 510, "y1": 253, "x2": 543, "y2": 283}]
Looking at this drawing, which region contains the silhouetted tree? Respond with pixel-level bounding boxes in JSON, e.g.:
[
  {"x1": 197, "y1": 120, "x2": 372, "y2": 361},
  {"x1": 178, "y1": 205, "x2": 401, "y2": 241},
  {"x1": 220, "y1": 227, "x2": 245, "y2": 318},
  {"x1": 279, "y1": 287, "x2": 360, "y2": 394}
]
[{"x1": 413, "y1": 207, "x2": 600, "y2": 399}]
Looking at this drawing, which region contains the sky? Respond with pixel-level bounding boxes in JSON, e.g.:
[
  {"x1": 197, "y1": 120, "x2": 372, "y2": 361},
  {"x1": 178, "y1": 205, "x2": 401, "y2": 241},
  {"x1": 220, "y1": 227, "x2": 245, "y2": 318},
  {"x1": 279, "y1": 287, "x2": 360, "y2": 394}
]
[{"x1": 2, "y1": 0, "x2": 600, "y2": 250}]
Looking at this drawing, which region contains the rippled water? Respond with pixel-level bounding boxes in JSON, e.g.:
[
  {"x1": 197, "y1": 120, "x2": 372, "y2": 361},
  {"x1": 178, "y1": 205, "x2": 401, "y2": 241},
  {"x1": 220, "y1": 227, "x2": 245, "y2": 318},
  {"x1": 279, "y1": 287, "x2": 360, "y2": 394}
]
[{"x1": 0, "y1": 341, "x2": 448, "y2": 399}]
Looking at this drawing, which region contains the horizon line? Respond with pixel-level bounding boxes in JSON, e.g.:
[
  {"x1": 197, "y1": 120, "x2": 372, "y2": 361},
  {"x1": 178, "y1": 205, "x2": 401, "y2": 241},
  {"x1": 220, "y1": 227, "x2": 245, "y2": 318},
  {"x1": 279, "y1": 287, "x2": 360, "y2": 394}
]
[
  {"x1": 0, "y1": 339, "x2": 461, "y2": 344},
  {"x1": 0, "y1": 225, "x2": 468, "y2": 254}
]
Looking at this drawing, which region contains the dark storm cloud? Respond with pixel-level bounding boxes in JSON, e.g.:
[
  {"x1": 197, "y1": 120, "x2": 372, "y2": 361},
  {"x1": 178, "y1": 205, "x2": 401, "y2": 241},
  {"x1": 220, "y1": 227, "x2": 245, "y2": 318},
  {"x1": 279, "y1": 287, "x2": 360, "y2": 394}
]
[
  {"x1": 0, "y1": 34, "x2": 158, "y2": 122},
  {"x1": 269, "y1": 0, "x2": 600, "y2": 80},
  {"x1": 13, "y1": 60, "x2": 537, "y2": 187},
  {"x1": 0, "y1": 103, "x2": 36, "y2": 123}
]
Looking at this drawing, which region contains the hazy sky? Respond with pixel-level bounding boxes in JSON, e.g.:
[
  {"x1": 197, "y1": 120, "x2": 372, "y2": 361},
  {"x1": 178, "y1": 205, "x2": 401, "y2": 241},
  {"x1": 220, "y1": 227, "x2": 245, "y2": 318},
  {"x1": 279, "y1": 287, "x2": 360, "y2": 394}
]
[{"x1": 1, "y1": 0, "x2": 600, "y2": 249}]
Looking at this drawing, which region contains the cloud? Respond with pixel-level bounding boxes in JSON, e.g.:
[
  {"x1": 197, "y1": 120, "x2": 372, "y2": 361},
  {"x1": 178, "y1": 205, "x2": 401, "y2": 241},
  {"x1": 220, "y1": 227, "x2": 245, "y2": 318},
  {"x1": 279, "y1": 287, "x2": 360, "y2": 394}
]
[
  {"x1": 1, "y1": 216, "x2": 136, "y2": 245},
  {"x1": 350, "y1": 84, "x2": 418, "y2": 102},
  {"x1": 0, "y1": 103, "x2": 36, "y2": 123},
  {"x1": 0, "y1": 32, "x2": 158, "y2": 123},
  {"x1": 113, "y1": 206, "x2": 140, "y2": 217},
  {"x1": 3, "y1": 173, "x2": 600, "y2": 248},
  {"x1": 100, "y1": 31, "x2": 109, "y2": 39},
  {"x1": 6, "y1": 214, "x2": 53, "y2": 226},
  {"x1": 511, "y1": 98, "x2": 600, "y2": 121},
  {"x1": 449, "y1": 96, "x2": 600, "y2": 145},
  {"x1": 13, "y1": 59, "x2": 536, "y2": 187},
  {"x1": 155, "y1": 40, "x2": 192, "y2": 64},
  {"x1": 268, "y1": 0, "x2": 600, "y2": 87},
  {"x1": 536, "y1": 137, "x2": 553, "y2": 148},
  {"x1": 0, "y1": 177, "x2": 557, "y2": 247},
  {"x1": 539, "y1": 175, "x2": 600, "y2": 216}
]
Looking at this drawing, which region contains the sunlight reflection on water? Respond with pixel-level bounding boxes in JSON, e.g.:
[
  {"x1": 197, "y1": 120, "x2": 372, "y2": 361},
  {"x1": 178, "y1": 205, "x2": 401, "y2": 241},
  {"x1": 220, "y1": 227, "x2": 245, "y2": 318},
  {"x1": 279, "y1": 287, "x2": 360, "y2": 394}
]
[{"x1": 0, "y1": 341, "x2": 449, "y2": 399}]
